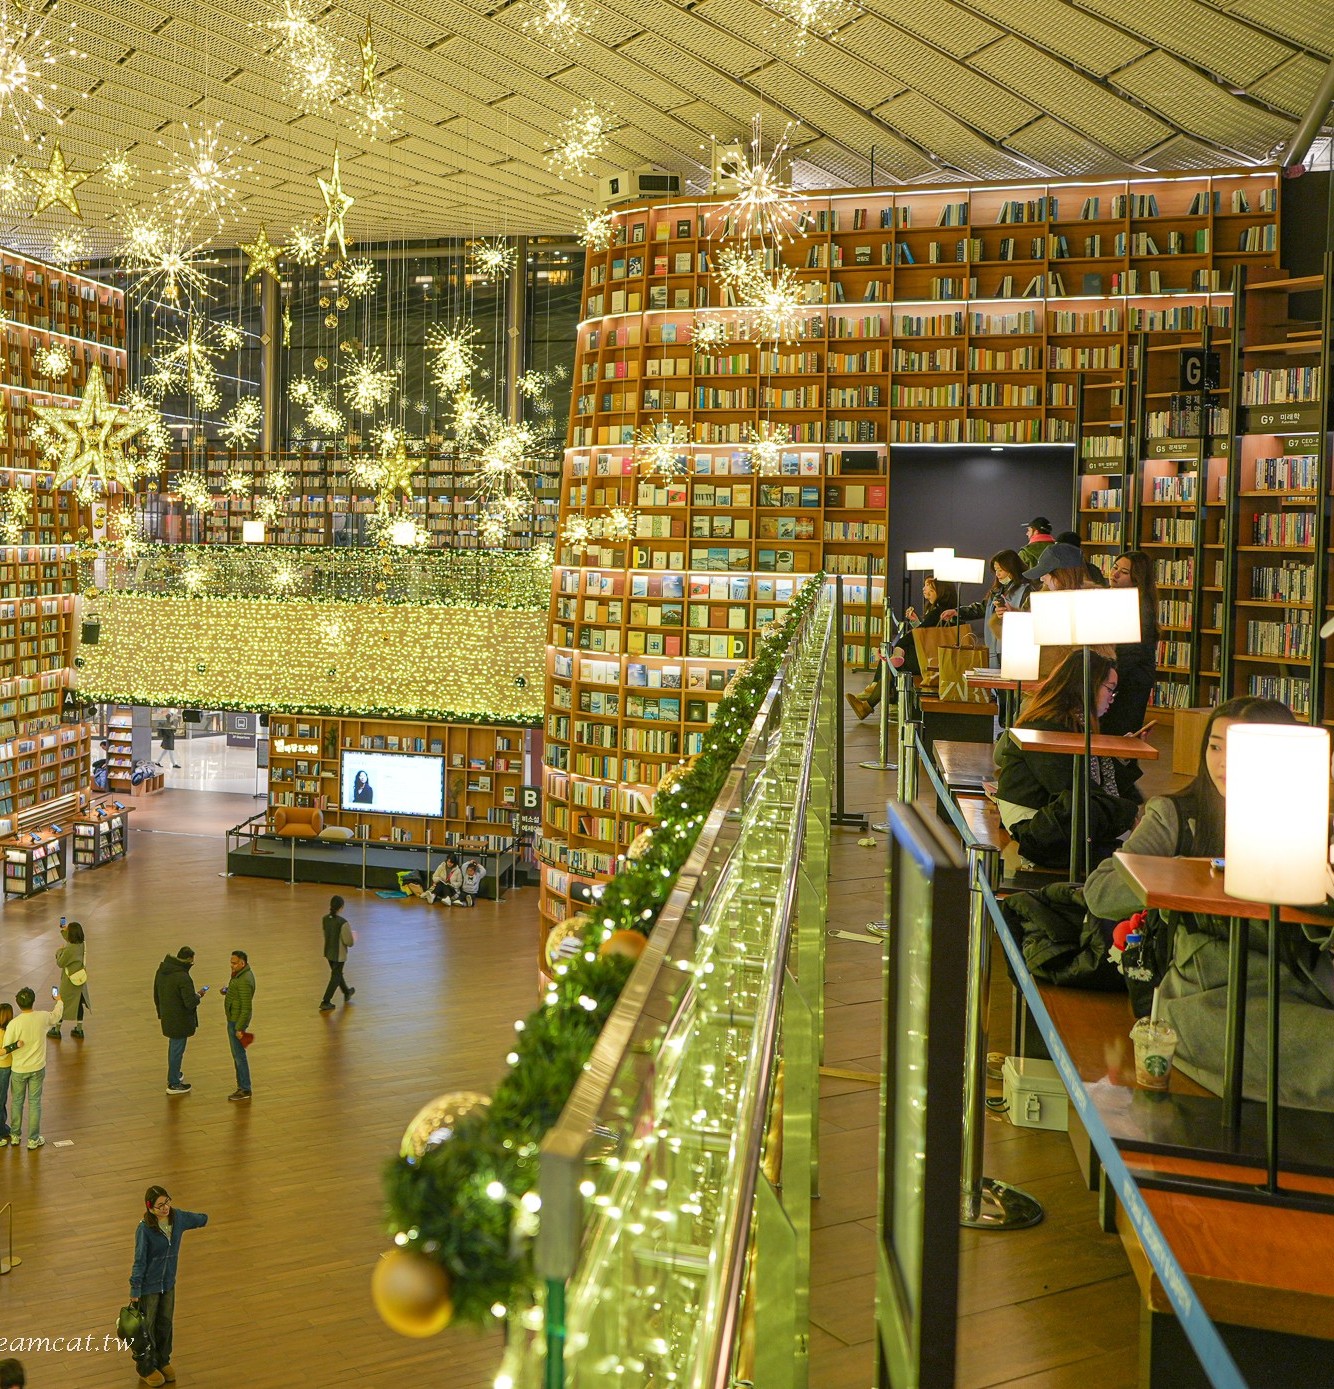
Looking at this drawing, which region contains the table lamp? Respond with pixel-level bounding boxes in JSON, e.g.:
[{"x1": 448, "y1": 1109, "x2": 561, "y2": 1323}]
[
  {"x1": 1224, "y1": 722, "x2": 1330, "y2": 1193},
  {"x1": 998, "y1": 611, "x2": 1040, "y2": 727},
  {"x1": 903, "y1": 546, "x2": 953, "y2": 619},
  {"x1": 1029, "y1": 587, "x2": 1141, "y2": 878}
]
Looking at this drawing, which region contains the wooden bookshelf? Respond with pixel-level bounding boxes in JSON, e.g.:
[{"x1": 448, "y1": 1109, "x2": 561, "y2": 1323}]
[
  {"x1": 542, "y1": 167, "x2": 1284, "y2": 930},
  {"x1": 1224, "y1": 261, "x2": 1333, "y2": 724},
  {"x1": 1, "y1": 825, "x2": 67, "y2": 898},
  {"x1": 73, "y1": 801, "x2": 130, "y2": 868},
  {"x1": 267, "y1": 713, "x2": 528, "y2": 847},
  {"x1": 1, "y1": 248, "x2": 128, "y2": 474}
]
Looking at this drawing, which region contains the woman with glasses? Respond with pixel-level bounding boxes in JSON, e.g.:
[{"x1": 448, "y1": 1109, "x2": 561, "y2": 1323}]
[
  {"x1": 993, "y1": 650, "x2": 1139, "y2": 873},
  {"x1": 128, "y1": 1186, "x2": 209, "y2": 1387}
]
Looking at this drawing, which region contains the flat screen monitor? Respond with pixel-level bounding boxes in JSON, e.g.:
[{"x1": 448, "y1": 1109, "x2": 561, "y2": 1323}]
[{"x1": 339, "y1": 750, "x2": 444, "y2": 818}]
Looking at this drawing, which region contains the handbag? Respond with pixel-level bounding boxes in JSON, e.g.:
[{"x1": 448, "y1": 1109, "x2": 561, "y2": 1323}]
[
  {"x1": 937, "y1": 644, "x2": 991, "y2": 703},
  {"x1": 913, "y1": 625, "x2": 975, "y2": 692},
  {"x1": 68, "y1": 967, "x2": 88, "y2": 987}
]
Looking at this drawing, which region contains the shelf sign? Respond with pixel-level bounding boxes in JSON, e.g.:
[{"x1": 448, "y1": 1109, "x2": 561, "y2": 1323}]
[
  {"x1": 1080, "y1": 458, "x2": 1122, "y2": 476},
  {"x1": 1241, "y1": 405, "x2": 1324, "y2": 435},
  {"x1": 518, "y1": 785, "x2": 542, "y2": 838},
  {"x1": 1178, "y1": 349, "x2": 1220, "y2": 391}
]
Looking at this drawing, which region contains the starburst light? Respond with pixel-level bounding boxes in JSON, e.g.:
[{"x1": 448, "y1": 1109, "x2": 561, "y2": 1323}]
[
  {"x1": 147, "y1": 320, "x2": 227, "y2": 410},
  {"x1": 342, "y1": 258, "x2": 380, "y2": 297},
  {"x1": 261, "y1": 0, "x2": 347, "y2": 114},
  {"x1": 692, "y1": 315, "x2": 731, "y2": 351},
  {"x1": 286, "y1": 219, "x2": 322, "y2": 265},
  {"x1": 224, "y1": 468, "x2": 251, "y2": 497},
  {"x1": 0, "y1": 156, "x2": 23, "y2": 212},
  {"x1": 35, "y1": 341, "x2": 72, "y2": 377},
  {"x1": 217, "y1": 322, "x2": 245, "y2": 351},
  {"x1": 761, "y1": 0, "x2": 859, "y2": 40},
  {"x1": 100, "y1": 148, "x2": 138, "y2": 189},
  {"x1": 427, "y1": 320, "x2": 480, "y2": 393},
  {"x1": 715, "y1": 117, "x2": 800, "y2": 248},
  {"x1": 742, "y1": 420, "x2": 792, "y2": 474},
  {"x1": 221, "y1": 397, "x2": 262, "y2": 446},
  {"x1": 344, "y1": 348, "x2": 397, "y2": 413},
  {"x1": 175, "y1": 473, "x2": 211, "y2": 511},
  {"x1": 469, "y1": 238, "x2": 516, "y2": 281},
  {"x1": 160, "y1": 119, "x2": 254, "y2": 228},
  {"x1": 121, "y1": 390, "x2": 171, "y2": 470},
  {"x1": 0, "y1": 0, "x2": 84, "y2": 144},
  {"x1": 523, "y1": 0, "x2": 589, "y2": 46},
  {"x1": 716, "y1": 246, "x2": 803, "y2": 343},
  {"x1": 117, "y1": 212, "x2": 215, "y2": 306},
  {"x1": 635, "y1": 418, "x2": 692, "y2": 478},
  {"x1": 548, "y1": 102, "x2": 611, "y2": 180},
  {"x1": 576, "y1": 208, "x2": 615, "y2": 250},
  {"x1": 0, "y1": 485, "x2": 31, "y2": 543},
  {"x1": 107, "y1": 506, "x2": 144, "y2": 561},
  {"x1": 48, "y1": 227, "x2": 85, "y2": 266},
  {"x1": 603, "y1": 506, "x2": 637, "y2": 542},
  {"x1": 266, "y1": 467, "x2": 294, "y2": 498}
]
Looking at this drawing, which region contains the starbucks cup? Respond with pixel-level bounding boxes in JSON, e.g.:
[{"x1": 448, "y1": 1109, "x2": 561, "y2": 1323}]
[{"x1": 1130, "y1": 1018, "x2": 1179, "y2": 1091}]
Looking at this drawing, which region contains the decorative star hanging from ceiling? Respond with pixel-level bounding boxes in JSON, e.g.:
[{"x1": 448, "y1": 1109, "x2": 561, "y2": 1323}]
[
  {"x1": 25, "y1": 139, "x2": 88, "y2": 217},
  {"x1": 33, "y1": 365, "x2": 146, "y2": 489},
  {"x1": 318, "y1": 147, "x2": 354, "y2": 259},
  {"x1": 241, "y1": 224, "x2": 284, "y2": 282}
]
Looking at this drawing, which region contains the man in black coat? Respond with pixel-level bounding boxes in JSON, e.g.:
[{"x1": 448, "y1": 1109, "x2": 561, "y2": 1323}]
[{"x1": 154, "y1": 947, "x2": 206, "y2": 1096}]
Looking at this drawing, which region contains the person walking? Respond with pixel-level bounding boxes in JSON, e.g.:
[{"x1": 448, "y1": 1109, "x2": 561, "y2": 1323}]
[
  {"x1": 156, "y1": 718, "x2": 178, "y2": 769},
  {"x1": 128, "y1": 1186, "x2": 209, "y2": 1387},
  {"x1": 153, "y1": 948, "x2": 206, "y2": 1096},
  {"x1": 222, "y1": 950, "x2": 255, "y2": 1101},
  {"x1": 49, "y1": 918, "x2": 89, "y2": 1040},
  {"x1": 2, "y1": 987, "x2": 62, "y2": 1148},
  {"x1": 319, "y1": 896, "x2": 356, "y2": 1012},
  {"x1": 1018, "y1": 515, "x2": 1056, "y2": 571}
]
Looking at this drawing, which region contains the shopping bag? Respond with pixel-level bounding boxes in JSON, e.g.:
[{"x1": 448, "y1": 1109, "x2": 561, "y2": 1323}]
[
  {"x1": 937, "y1": 643, "x2": 991, "y2": 703},
  {"x1": 912, "y1": 625, "x2": 975, "y2": 691}
]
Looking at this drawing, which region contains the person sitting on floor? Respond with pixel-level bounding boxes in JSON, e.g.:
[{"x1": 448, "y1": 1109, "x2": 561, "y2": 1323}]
[
  {"x1": 992, "y1": 649, "x2": 1138, "y2": 873},
  {"x1": 425, "y1": 856, "x2": 464, "y2": 906},
  {"x1": 1084, "y1": 696, "x2": 1334, "y2": 1111},
  {"x1": 459, "y1": 860, "x2": 484, "y2": 907}
]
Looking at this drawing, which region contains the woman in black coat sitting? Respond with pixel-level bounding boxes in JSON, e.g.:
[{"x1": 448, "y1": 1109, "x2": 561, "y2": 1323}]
[{"x1": 847, "y1": 576, "x2": 958, "y2": 720}]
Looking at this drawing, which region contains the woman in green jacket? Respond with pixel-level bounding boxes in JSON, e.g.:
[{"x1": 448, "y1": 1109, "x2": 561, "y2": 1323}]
[{"x1": 50, "y1": 920, "x2": 88, "y2": 1040}]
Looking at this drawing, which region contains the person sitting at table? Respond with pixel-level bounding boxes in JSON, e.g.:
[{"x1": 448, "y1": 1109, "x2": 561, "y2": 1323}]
[
  {"x1": 1099, "y1": 550, "x2": 1159, "y2": 736},
  {"x1": 1084, "y1": 695, "x2": 1334, "y2": 1111},
  {"x1": 992, "y1": 650, "x2": 1139, "y2": 873},
  {"x1": 846, "y1": 575, "x2": 959, "y2": 721}
]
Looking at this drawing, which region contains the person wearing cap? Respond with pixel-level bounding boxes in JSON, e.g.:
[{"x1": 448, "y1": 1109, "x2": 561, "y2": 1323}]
[
  {"x1": 1024, "y1": 542, "x2": 1110, "y2": 679},
  {"x1": 1055, "y1": 531, "x2": 1109, "y2": 588},
  {"x1": 153, "y1": 947, "x2": 207, "y2": 1096},
  {"x1": 1018, "y1": 516, "x2": 1056, "y2": 571}
]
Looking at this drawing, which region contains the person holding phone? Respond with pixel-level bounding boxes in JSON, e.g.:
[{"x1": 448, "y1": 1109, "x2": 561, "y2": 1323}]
[
  {"x1": 49, "y1": 918, "x2": 89, "y2": 1041},
  {"x1": 153, "y1": 947, "x2": 206, "y2": 1096},
  {"x1": 2, "y1": 987, "x2": 63, "y2": 1148},
  {"x1": 128, "y1": 1186, "x2": 208, "y2": 1387}
]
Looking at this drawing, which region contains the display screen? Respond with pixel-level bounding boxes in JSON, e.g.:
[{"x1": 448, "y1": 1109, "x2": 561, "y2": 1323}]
[{"x1": 339, "y1": 751, "x2": 444, "y2": 818}]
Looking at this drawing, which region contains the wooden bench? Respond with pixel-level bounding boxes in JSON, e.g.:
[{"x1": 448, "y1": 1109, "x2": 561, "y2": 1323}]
[
  {"x1": 932, "y1": 738, "x2": 993, "y2": 792},
  {"x1": 951, "y1": 792, "x2": 1064, "y2": 894},
  {"x1": 918, "y1": 696, "x2": 997, "y2": 753}
]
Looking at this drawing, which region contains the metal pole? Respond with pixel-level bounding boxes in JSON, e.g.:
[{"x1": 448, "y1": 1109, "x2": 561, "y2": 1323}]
[
  {"x1": 259, "y1": 273, "x2": 281, "y2": 458},
  {"x1": 895, "y1": 673, "x2": 918, "y2": 805},
  {"x1": 960, "y1": 845, "x2": 1043, "y2": 1231},
  {"x1": 289, "y1": 835, "x2": 295, "y2": 886},
  {"x1": 833, "y1": 578, "x2": 870, "y2": 828},
  {"x1": 0, "y1": 1202, "x2": 20, "y2": 1274},
  {"x1": 1081, "y1": 643, "x2": 1093, "y2": 881},
  {"x1": 859, "y1": 646, "x2": 897, "y2": 772},
  {"x1": 1266, "y1": 901, "x2": 1281, "y2": 1194}
]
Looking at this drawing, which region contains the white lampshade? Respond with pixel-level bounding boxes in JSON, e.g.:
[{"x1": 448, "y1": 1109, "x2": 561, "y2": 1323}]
[
  {"x1": 1029, "y1": 587, "x2": 1140, "y2": 646},
  {"x1": 935, "y1": 555, "x2": 986, "y2": 585},
  {"x1": 1225, "y1": 724, "x2": 1331, "y2": 904},
  {"x1": 241, "y1": 520, "x2": 265, "y2": 543},
  {"x1": 906, "y1": 546, "x2": 953, "y2": 571},
  {"x1": 999, "y1": 612, "x2": 1041, "y2": 681}
]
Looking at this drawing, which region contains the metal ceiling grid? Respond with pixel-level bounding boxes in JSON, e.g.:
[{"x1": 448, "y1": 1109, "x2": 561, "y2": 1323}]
[
  {"x1": 1249, "y1": 53, "x2": 1331, "y2": 119},
  {"x1": 969, "y1": 34, "x2": 1173, "y2": 161},
  {"x1": 545, "y1": 51, "x2": 693, "y2": 115},
  {"x1": 1001, "y1": 113, "x2": 1135, "y2": 176},
  {"x1": 858, "y1": 0, "x2": 1003, "y2": 58},
  {"x1": 1079, "y1": 0, "x2": 1295, "y2": 88},
  {"x1": 773, "y1": 23, "x2": 910, "y2": 107},
  {"x1": 956, "y1": 0, "x2": 1149, "y2": 78},
  {"x1": 845, "y1": 14, "x2": 1040, "y2": 141},
  {"x1": 871, "y1": 89, "x2": 1035, "y2": 180},
  {"x1": 1141, "y1": 132, "x2": 1248, "y2": 169},
  {"x1": 752, "y1": 64, "x2": 909, "y2": 167},
  {"x1": 609, "y1": 0, "x2": 769, "y2": 75},
  {"x1": 1218, "y1": 0, "x2": 1334, "y2": 59},
  {"x1": 790, "y1": 141, "x2": 866, "y2": 186},
  {"x1": 614, "y1": 33, "x2": 774, "y2": 130},
  {"x1": 1113, "y1": 51, "x2": 1296, "y2": 160}
]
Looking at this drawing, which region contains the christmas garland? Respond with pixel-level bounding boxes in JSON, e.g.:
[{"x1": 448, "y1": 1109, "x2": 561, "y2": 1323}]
[{"x1": 376, "y1": 573, "x2": 825, "y2": 1332}]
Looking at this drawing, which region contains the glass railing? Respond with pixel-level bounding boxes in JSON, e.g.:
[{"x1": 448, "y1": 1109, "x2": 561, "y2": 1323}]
[{"x1": 530, "y1": 584, "x2": 836, "y2": 1388}]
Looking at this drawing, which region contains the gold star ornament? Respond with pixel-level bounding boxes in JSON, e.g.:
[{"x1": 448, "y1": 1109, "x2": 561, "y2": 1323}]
[
  {"x1": 318, "y1": 147, "x2": 354, "y2": 259},
  {"x1": 359, "y1": 19, "x2": 378, "y2": 96},
  {"x1": 33, "y1": 366, "x2": 146, "y2": 488},
  {"x1": 26, "y1": 141, "x2": 89, "y2": 218},
  {"x1": 241, "y1": 224, "x2": 284, "y2": 282}
]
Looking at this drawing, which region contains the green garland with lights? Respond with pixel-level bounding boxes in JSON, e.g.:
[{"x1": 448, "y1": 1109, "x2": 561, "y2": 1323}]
[{"x1": 380, "y1": 572, "x2": 824, "y2": 1327}]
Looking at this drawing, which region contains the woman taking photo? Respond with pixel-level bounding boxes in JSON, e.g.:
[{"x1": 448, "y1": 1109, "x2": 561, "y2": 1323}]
[
  {"x1": 993, "y1": 650, "x2": 1139, "y2": 872},
  {"x1": 940, "y1": 548, "x2": 1030, "y2": 662},
  {"x1": 129, "y1": 1186, "x2": 209, "y2": 1387},
  {"x1": 1100, "y1": 549, "x2": 1159, "y2": 736},
  {"x1": 49, "y1": 920, "x2": 88, "y2": 1041},
  {"x1": 1084, "y1": 696, "x2": 1334, "y2": 1110},
  {"x1": 846, "y1": 574, "x2": 959, "y2": 720}
]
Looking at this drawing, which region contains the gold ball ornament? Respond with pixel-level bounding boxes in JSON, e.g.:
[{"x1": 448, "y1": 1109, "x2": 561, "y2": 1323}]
[
  {"x1": 337, "y1": 295, "x2": 350, "y2": 310},
  {"x1": 314, "y1": 356, "x2": 329, "y2": 371},
  {"x1": 319, "y1": 295, "x2": 331, "y2": 309},
  {"x1": 624, "y1": 827, "x2": 653, "y2": 862},
  {"x1": 652, "y1": 755, "x2": 699, "y2": 812},
  {"x1": 324, "y1": 314, "x2": 339, "y2": 328},
  {"x1": 544, "y1": 915, "x2": 590, "y2": 971},
  {"x1": 599, "y1": 930, "x2": 647, "y2": 962},
  {"x1": 371, "y1": 1248, "x2": 454, "y2": 1338},
  {"x1": 399, "y1": 1090, "x2": 491, "y2": 1161}
]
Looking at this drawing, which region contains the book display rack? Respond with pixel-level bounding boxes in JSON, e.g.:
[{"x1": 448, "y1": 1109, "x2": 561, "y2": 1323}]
[
  {"x1": 540, "y1": 168, "x2": 1285, "y2": 931},
  {"x1": 2, "y1": 826, "x2": 66, "y2": 899},
  {"x1": 73, "y1": 801, "x2": 130, "y2": 868},
  {"x1": 267, "y1": 713, "x2": 528, "y2": 848}
]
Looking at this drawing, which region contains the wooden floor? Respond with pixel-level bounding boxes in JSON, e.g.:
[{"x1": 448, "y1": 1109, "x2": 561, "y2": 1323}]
[
  {"x1": 0, "y1": 720, "x2": 1180, "y2": 1389},
  {"x1": 810, "y1": 707, "x2": 1183, "y2": 1388}
]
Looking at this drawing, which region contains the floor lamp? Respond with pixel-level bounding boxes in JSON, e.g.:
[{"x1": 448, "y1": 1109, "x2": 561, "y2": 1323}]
[
  {"x1": 1029, "y1": 587, "x2": 1141, "y2": 880},
  {"x1": 904, "y1": 546, "x2": 953, "y2": 622},
  {"x1": 998, "y1": 611, "x2": 1041, "y2": 728},
  {"x1": 1224, "y1": 723, "x2": 1330, "y2": 1195}
]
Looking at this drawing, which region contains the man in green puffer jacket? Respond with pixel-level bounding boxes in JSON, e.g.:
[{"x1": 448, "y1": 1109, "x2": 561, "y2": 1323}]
[{"x1": 222, "y1": 951, "x2": 256, "y2": 1102}]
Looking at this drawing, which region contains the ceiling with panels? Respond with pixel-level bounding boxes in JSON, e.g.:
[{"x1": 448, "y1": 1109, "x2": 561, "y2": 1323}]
[{"x1": 0, "y1": 0, "x2": 1330, "y2": 258}]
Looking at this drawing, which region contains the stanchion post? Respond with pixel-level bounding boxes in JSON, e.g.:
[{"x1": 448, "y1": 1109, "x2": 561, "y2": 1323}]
[
  {"x1": 859, "y1": 645, "x2": 897, "y2": 773},
  {"x1": 895, "y1": 672, "x2": 918, "y2": 805},
  {"x1": 832, "y1": 577, "x2": 870, "y2": 829},
  {"x1": 960, "y1": 845, "x2": 1043, "y2": 1231}
]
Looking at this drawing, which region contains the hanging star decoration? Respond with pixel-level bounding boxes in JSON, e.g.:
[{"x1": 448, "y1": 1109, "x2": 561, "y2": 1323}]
[
  {"x1": 242, "y1": 225, "x2": 284, "y2": 282},
  {"x1": 350, "y1": 16, "x2": 401, "y2": 140},
  {"x1": 318, "y1": 147, "x2": 354, "y2": 258},
  {"x1": 25, "y1": 139, "x2": 88, "y2": 216},
  {"x1": 33, "y1": 365, "x2": 146, "y2": 489},
  {"x1": 282, "y1": 302, "x2": 292, "y2": 347}
]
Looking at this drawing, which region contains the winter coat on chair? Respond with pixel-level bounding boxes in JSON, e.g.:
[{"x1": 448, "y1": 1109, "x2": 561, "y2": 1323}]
[{"x1": 999, "y1": 882, "x2": 1124, "y2": 991}]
